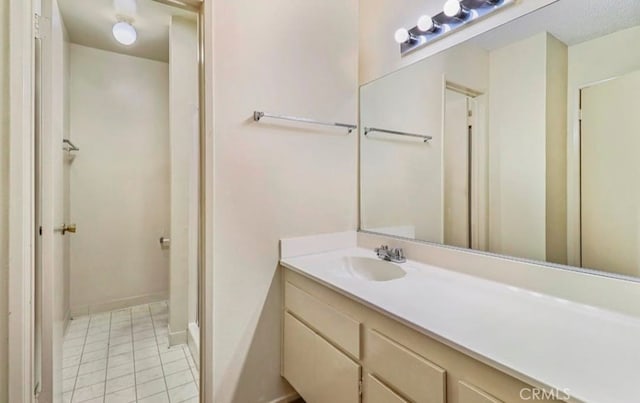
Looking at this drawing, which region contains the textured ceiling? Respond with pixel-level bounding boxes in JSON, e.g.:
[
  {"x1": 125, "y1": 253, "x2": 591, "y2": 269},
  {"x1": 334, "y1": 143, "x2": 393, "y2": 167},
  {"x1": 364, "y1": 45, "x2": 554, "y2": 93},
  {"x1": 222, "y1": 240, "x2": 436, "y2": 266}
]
[
  {"x1": 58, "y1": 0, "x2": 195, "y2": 62},
  {"x1": 469, "y1": 0, "x2": 640, "y2": 50}
]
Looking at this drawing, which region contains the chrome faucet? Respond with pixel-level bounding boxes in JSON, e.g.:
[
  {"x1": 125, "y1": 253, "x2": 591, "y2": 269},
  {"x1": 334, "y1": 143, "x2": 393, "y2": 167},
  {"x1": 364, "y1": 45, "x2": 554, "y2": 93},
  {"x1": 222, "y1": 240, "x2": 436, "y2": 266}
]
[{"x1": 374, "y1": 245, "x2": 406, "y2": 263}]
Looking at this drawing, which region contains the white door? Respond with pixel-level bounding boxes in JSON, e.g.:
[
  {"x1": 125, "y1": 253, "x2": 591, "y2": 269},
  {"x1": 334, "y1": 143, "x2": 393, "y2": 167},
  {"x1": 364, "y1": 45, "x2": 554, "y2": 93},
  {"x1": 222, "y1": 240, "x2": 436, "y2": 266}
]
[
  {"x1": 444, "y1": 89, "x2": 471, "y2": 248},
  {"x1": 581, "y1": 70, "x2": 640, "y2": 277},
  {"x1": 36, "y1": 0, "x2": 67, "y2": 400}
]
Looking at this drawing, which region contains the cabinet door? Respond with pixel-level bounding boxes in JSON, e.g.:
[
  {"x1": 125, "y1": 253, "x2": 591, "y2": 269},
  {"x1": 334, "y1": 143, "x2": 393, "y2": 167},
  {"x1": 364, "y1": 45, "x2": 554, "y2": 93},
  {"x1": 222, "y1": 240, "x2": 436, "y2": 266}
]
[
  {"x1": 283, "y1": 312, "x2": 316, "y2": 400},
  {"x1": 315, "y1": 333, "x2": 361, "y2": 403},
  {"x1": 364, "y1": 373, "x2": 408, "y2": 403},
  {"x1": 284, "y1": 312, "x2": 361, "y2": 403}
]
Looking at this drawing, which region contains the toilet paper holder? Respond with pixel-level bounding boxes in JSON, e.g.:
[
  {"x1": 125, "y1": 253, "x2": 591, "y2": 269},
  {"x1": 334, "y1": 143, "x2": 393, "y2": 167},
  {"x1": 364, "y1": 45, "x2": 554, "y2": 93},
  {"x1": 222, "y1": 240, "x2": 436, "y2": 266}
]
[{"x1": 159, "y1": 237, "x2": 171, "y2": 249}]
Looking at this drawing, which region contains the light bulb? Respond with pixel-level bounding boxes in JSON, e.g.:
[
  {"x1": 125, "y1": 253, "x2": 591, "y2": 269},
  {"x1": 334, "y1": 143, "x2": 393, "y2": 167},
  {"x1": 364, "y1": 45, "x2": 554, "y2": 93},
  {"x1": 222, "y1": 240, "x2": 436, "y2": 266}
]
[
  {"x1": 443, "y1": 0, "x2": 462, "y2": 17},
  {"x1": 112, "y1": 21, "x2": 137, "y2": 45},
  {"x1": 417, "y1": 15, "x2": 435, "y2": 32},
  {"x1": 394, "y1": 28, "x2": 410, "y2": 44}
]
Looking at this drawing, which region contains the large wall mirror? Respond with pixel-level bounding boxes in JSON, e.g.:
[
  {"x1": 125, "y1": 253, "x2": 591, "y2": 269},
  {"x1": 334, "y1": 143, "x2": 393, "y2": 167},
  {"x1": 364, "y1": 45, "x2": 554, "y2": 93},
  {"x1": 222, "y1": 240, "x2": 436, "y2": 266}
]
[{"x1": 360, "y1": 0, "x2": 640, "y2": 279}]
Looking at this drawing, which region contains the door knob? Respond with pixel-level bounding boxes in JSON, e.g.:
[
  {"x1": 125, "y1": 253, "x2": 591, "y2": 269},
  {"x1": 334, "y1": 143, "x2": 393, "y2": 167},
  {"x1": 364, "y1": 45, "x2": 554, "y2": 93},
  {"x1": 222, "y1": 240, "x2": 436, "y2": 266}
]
[{"x1": 56, "y1": 223, "x2": 77, "y2": 235}]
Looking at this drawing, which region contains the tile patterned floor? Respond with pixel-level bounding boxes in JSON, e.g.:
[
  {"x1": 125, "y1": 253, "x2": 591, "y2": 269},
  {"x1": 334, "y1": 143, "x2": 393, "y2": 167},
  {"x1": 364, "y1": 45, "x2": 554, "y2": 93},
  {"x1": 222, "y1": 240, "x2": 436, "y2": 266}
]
[{"x1": 63, "y1": 301, "x2": 199, "y2": 403}]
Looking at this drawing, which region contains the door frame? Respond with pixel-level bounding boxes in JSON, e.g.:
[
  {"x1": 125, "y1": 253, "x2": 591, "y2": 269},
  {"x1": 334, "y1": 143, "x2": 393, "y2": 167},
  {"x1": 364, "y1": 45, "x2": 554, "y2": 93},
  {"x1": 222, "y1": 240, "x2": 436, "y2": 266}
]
[
  {"x1": 441, "y1": 78, "x2": 488, "y2": 251},
  {"x1": 8, "y1": 0, "x2": 36, "y2": 401},
  {"x1": 567, "y1": 76, "x2": 621, "y2": 269},
  {"x1": 7, "y1": 1, "x2": 214, "y2": 402}
]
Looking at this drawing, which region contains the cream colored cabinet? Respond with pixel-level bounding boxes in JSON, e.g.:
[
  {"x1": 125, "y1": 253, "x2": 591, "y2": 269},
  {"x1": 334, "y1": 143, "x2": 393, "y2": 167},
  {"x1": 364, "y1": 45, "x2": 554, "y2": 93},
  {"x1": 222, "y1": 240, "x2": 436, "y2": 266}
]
[
  {"x1": 283, "y1": 312, "x2": 361, "y2": 403},
  {"x1": 364, "y1": 373, "x2": 408, "y2": 403},
  {"x1": 282, "y1": 270, "x2": 561, "y2": 403},
  {"x1": 364, "y1": 329, "x2": 446, "y2": 403},
  {"x1": 458, "y1": 381, "x2": 503, "y2": 403}
]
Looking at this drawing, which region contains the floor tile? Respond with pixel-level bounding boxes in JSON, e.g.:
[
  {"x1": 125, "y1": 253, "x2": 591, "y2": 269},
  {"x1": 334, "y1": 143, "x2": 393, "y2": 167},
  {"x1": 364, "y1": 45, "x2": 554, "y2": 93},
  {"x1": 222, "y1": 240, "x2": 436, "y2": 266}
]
[
  {"x1": 82, "y1": 340, "x2": 108, "y2": 354},
  {"x1": 63, "y1": 302, "x2": 197, "y2": 402},
  {"x1": 168, "y1": 382, "x2": 198, "y2": 403},
  {"x1": 64, "y1": 345, "x2": 84, "y2": 358},
  {"x1": 81, "y1": 348, "x2": 108, "y2": 363},
  {"x1": 160, "y1": 350, "x2": 184, "y2": 365},
  {"x1": 63, "y1": 377, "x2": 75, "y2": 393},
  {"x1": 164, "y1": 369, "x2": 193, "y2": 389},
  {"x1": 135, "y1": 366, "x2": 165, "y2": 384},
  {"x1": 78, "y1": 359, "x2": 107, "y2": 375},
  {"x1": 162, "y1": 359, "x2": 189, "y2": 376},
  {"x1": 71, "y1": 381, "x2": 104, "y2": 402},
  {"x1": 108, "y1": 352, "x2": 134, "y2": 368},
  {"x1": 108, "y1": 343, "x2": 133, "y2": 356},
  {"x1": 105, "y1": 385, "x2": 136, "y2": 403},
  {"x1": 63, "y1": 337, "x2": 85, "y2": 348},
  {"x1": 74, "y1": 368, "x2": 106, "y2": 389},
  {"x1": 137, "y1": 378, "x2": 167, "y2": 399},
  {"x1": 109, "y1": 335, "x2": 133, "y2": 347},
  {"x1": 63, "y1": 366, "x2": 79, "y2": 380},
  {"x1": 78, "y1": 397, "x2": 104, "y2": 403},
  {"x1": 105, "y1": 373, "x2": 135, "y2": 394},
  {"x1": 106, "y1": 362, "x2": 135, "y2": 380},
  {"x1": 135, "y1": 346, "x2": 160, "y2": 360},
  {"x1": 63, "y1": 355, "x2": 81, "y2": 369},
  {"x1": 136, "y1": 355, "x2": 162, "y2": 371}
]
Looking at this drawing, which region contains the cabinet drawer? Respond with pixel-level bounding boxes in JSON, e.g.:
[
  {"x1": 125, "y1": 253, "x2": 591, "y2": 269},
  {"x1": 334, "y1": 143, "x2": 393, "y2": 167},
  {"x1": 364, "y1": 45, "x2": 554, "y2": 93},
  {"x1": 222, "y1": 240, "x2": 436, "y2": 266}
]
[
  {"x1": 285, "y1": 281, "x2": 360, "y2": 358},
  {"x1": 365, "y1": 329, "x2": 446, "y2": 403},
  {"x1": 364, "y1": 373, "x2": 408, "y2": 403},
  {"x1": 459, "y1": 381, "x2": 503, "y2": 403}
]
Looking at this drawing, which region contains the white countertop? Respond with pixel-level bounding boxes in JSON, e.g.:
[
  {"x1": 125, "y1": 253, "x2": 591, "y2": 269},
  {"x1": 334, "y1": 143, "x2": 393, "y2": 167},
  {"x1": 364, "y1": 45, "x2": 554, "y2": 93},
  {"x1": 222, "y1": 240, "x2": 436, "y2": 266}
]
[{"x1": 281, "y1": 247, "x2": 640, "y2": 403}]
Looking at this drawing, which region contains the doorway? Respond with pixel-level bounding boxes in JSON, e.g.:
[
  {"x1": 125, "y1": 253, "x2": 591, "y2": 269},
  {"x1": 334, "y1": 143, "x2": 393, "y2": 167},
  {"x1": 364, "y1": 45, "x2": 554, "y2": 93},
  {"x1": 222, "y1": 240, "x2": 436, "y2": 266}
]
[
  {"x1": 580, "y1": 70, "x2": 640, "y2": 277},
  {"x1": 443, "y1": 82, "x2": 487, "y2": 251},
  {"x1": 33, "y1": 0, "x2": 203, "y2": 401}
]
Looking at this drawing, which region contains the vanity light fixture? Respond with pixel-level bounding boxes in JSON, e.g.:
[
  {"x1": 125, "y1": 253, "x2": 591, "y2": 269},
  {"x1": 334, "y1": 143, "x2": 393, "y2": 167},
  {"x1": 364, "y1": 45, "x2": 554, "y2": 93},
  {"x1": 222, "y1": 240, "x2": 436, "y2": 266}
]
[
  {"x1": 395, "y1": 0, "x2": 514, "y2": 56},
  {"x1": 394, "y1": 28, "x2": 415, "y2": 44},
  {"x1": 443, "y1": 0, "x2": 466, "y2": 18},
  {"x1": 112, "y1": 20, "x2": 137, "y2": 46},
  {"x1": 417, "y1": 15, "x2": 438, "y2": 33}
]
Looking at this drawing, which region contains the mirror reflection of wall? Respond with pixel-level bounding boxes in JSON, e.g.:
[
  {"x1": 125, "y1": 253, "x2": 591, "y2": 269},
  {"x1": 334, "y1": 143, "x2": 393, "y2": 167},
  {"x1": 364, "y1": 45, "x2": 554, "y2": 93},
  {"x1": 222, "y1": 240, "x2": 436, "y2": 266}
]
[{"x1": 360, "y1": 0, "x2": 640, "y2": 279}]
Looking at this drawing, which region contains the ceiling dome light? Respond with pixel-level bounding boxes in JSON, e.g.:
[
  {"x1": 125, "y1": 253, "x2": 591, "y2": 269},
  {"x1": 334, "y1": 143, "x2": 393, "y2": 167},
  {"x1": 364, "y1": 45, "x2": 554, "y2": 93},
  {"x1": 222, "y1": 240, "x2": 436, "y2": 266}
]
[
  {"x1": 443, "y1": 0, "x2": 463, "y2": 17},
  {"x1": 417, "y1": 15, "x2": 435, "y2": 32},
  {"x1": 394, "y1": 28, "x2": 410, "y2": 44},
  {"x1": 112, "y1": 21, "x2": 137, "y2": 45}
]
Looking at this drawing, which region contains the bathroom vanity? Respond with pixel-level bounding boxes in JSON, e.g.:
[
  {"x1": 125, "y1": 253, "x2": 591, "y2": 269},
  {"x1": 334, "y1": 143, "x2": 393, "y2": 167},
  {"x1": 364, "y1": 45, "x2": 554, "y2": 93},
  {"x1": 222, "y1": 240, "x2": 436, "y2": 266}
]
[{"x1": 279, "y1": 233, "x2": 640, "y2": 403}]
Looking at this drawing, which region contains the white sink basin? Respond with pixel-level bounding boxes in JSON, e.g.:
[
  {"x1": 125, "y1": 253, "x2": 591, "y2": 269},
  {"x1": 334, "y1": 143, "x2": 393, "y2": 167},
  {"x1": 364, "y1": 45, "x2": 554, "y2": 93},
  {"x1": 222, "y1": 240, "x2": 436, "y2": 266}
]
[{"x1": 341, "y1": 256, "x2": 406, "y2": 282}]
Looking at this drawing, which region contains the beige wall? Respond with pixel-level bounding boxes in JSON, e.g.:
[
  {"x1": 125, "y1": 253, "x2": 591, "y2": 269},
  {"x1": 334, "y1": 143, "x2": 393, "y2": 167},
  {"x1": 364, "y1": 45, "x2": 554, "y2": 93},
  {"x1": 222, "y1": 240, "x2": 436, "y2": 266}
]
[
  {"x1": 488, "y1": 32, "x2": 567, "y2": 263},
  {"x1": 69, "y1": 45, "x2": 170, "y2": 314},
  {"x1": 360, "y1": 44, "x2": 489, "y2": 242},
  {"x1": 0, "y1": 0, "x2": 9, "y2": 399},
  {"x1": 489, "y1": 33, "x2": 546, "y2": 261},
  {"x1": 359, "y1": 0, "x2": 559, "y2": 84},
  {"x1": 168, "y1": 16, "x2": 198, "y2": 343},
  {"x1": 211, "y1": 0, "x2": 358, "y2": 401},
  {"x1": 545, "y1": 34, "x2": 568, "y2": 265},
  {"x1": 566, "y1": 25, "x2": 640, "y2": 266}
]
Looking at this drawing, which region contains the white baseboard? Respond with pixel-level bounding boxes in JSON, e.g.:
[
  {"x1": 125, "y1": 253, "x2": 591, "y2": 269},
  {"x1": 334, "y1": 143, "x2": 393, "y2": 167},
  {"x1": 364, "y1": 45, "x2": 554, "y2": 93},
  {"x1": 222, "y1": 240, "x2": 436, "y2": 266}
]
[
  {"x1": 187, "y1": 322, "x2": 200, "y2": 369},
  {"x1": 70, "y1": 292, "x2": 168, "y2": 317},
  {"x1": 269, "y1": 392, "x2": 300, "y2": 403},
  {"x1": 168, "y1": 325, "x2": 187, "y2": 346}
]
